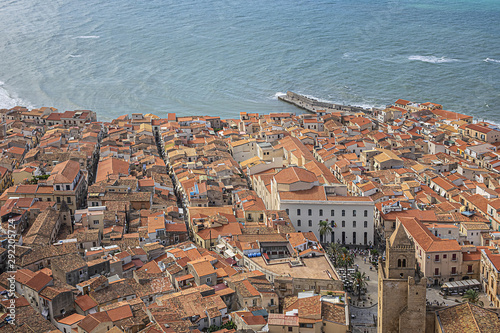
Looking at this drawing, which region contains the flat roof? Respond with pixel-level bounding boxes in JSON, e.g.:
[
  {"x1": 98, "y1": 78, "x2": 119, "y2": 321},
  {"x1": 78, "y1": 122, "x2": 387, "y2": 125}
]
[{"x1": 249, "y1": 256, "x2": 338, "y2": 280}]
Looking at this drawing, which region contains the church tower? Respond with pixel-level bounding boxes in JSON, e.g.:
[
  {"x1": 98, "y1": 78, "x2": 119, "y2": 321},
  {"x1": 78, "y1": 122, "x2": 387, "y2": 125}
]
[
  {"x1": 384, "y1": 220, "x2": 416, "y2": 279},
  {"x1": 377, "y1": 221, "x2": 427, "y2": 333}
]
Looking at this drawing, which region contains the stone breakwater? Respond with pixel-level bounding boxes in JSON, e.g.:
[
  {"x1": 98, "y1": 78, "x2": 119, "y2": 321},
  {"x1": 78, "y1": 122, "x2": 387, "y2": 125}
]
[{"x1": 278, "y1": 91, "x2": 369, "y2": 114}]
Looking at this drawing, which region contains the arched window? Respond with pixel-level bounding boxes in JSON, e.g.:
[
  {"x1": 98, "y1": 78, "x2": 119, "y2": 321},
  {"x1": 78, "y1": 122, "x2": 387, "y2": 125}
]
[
  {"x1": 403, "y1": 259, "x2": 407, "y2": 267},
  {"x1": 398, "y1": 259, "x2": 402, "y2": 267}
]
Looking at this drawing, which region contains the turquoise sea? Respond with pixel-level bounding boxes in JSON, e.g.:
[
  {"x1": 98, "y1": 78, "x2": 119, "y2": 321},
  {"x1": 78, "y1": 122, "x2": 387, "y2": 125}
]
[{"x1": 0, "y1": 0, "x2": 499, "y2": 121}]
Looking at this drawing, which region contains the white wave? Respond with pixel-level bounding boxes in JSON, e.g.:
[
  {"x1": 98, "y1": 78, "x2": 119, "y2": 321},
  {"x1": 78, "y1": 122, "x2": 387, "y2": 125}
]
[
  {"x1": 484, "y1": 57, "x2": 500, "y2": 63},
  {"x1": 301, "y1": 94, "x2": 336, "y2": 104},
  {"x1": 0, "y1": 81, "x2": 4, "y2": 86},
  {"x1": 408, "y1": 55, "x2": 459, "y2": 64},
  {"x1": 68, "y1": 54, "x2": 82, "y2": 58},
  {"x1": 73, "y1": 35, "x2": 100, "y2": 39},
  {"x1": 0, "y1": 84, "x2": 33, "y2": 110},
  {"x1": 271, "y1": 92, "x2": 286, "y2": 99}
]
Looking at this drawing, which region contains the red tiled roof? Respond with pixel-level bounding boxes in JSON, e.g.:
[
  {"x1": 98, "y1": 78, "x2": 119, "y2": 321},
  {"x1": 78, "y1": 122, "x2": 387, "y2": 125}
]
[
  {"x1": 399, "y1": 217, "x2": 461, "y2": 252},
  {"x1": 25, "y1": 271, "x2": 52, "y2": 292},
  {"x1": 107, "y1": 304, "x2": 133, "y2": 322},
  {"x1": 78, "y1": 312, "x2": 112, "y2": 332},
  {"x1": 75, "y1": 294, "x2": 98, "y2": 312},
  {"x1": 274, "y1": 166, "x2": 318, "y2": 184}
]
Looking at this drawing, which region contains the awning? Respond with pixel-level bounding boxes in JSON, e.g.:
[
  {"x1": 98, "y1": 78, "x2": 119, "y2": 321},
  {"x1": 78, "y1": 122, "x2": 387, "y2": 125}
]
[{"x1": 225, "y1": 249, "x2": 236, "y2": 257}]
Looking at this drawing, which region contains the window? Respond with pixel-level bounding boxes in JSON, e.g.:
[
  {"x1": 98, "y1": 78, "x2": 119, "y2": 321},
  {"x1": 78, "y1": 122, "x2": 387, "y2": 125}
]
[
  {"x1": 297, "y1": 220, "x2": 301, "y2": 227},
  {"x1": 434, "y1": 268, "x2": 439, "y2": 276},
  {"x1": 57, "y1": 197, "x2": 61, "y2": 203},
  {"x1": 93, "y1": 220, "x2": 99, "y2": 225},
  {"x1": 435, "y1": 255, "x2": 439, "y2": 262},
  {"x1": 66, "y1": 197, "x2": 71, "y2": 204},
  {"x1": 353, "y1": 210, "x2": 356, "y2": 217},
  {"x1": 342, "y1": 210, "x2": 345, "y2": 217},
  {"x1": 468, "y1": 265, "x2": 473, "y2": 273},
  {"x1": 66, "y1": 185, "x2": 70, "y2": 191},
  {"x1": 443, "y1": 254, "x2": 447, "y2": 259},
  {"x1": 308, "y1": 209, "x2": 312, "y2": 216},
  {"x1": 319, "y1": 209, "x2": 323, "y2": 217},
  {"x1": 398, "y1": 259, "x2": 402, "y2": 267},
  {"x1": 364, "y1": 221, "x2": 368, "y2": 228},
  {"x1": 56, "y1": 185, "x2": 60, "y2": 191},
  {"x1": 353, "y1": 221, "x2": 356, "y2": 228},
  {"x1": 288, "y1": 327, "x2": 293, "y2": 332},
  {"x1": 331, "y1": 209, "x2": 334, "y2": 217},
  {"x1": 342, "y1": 221, "x2": 345, "y2": 228},
  {"x1": 331, "y1": 221, "x2": 335, "y2": 228},
  {"x1": 451, "y1": 267, "x2": 457, "y2": 275},
  {"x1": 308, "y1": 220, "x2": 312, "y2": 227},
  {"x1": 452, "y1": 253, "x2": 457, "y2": 261},
  {"x1": 364, "y1": 210, "x2": 368, "y2": 217},
  {"x1": 286, "y1": 209, "x2": 289, "y2": 215},
  {"x1": 297, "y1": 209, "x2": 301, "y2": 216}
]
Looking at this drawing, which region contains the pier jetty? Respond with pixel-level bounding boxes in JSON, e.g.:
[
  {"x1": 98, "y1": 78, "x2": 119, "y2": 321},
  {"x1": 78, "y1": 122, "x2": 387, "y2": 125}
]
[{"x1": 278, "y1": 91, "x2": 368, "y2": 114}]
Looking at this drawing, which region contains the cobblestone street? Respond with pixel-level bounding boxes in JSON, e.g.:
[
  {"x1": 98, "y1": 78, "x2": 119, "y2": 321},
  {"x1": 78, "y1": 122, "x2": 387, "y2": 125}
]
[{"x1": 347, "y1": 252, "x2": 379, "y2": 307}]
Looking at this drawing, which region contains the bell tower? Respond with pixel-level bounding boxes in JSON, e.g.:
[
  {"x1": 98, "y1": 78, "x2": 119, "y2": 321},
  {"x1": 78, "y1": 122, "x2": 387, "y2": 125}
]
[
  {"x1": 385, "y1": 222, "x2": 415, "y2": 279},
  {"x1": 378, "y1": 219, "x2": 426, "y2": 333}
]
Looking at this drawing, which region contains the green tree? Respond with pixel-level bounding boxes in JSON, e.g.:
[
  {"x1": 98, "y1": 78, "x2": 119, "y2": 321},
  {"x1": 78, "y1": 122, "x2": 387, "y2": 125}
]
[
  {"x1": 337, "y1": 247, "x2": 354, "y2": 274},
  {"x1": 327, "y1": 242, "x2": 342, "y2": 263},
  {"x1": 462, "y1": 289, "x2": 484, "y2": 306},
  {"x1": 319, "y1": 220, "x2": 332, "y2": 243},
  {"x1": 353, "y1": 271, "x2": 367, "y2": 301}
]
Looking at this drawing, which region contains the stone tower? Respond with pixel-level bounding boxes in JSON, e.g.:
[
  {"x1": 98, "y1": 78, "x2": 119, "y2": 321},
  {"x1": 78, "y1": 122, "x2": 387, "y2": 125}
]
[
  {"x1": 377, "y1": 222, "x2": 426, "y2": 333},
  {"x1": 384, "y1": 220, "x2": 415, "y2": 279}
]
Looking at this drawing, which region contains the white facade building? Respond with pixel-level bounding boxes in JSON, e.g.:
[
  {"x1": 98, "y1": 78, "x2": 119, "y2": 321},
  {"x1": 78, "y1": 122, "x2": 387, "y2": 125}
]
[
  {"x1": 255, "y1": 166, "x2": 375, "y2": 246},
  {"x1": 282, "y1": 198, "x2": 375, "y2": 246}
]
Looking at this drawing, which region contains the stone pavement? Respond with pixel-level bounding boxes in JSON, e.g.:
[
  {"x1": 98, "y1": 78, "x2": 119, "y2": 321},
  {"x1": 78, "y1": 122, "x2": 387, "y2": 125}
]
[
  {"x1": 347, "y1": 252, "x2": 378, "y2": 307},
  {"x1": 347, "y1": 252, "x2": 379, "y2": 331},
  {"x1": 425, "y1": 286, "x2": 491, "y2": 308}
]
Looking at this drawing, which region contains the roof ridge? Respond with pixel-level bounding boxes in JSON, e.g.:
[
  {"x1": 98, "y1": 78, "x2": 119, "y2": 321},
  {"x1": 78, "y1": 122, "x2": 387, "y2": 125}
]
[{"x1": 467, "y1": 303, "x2": 481, "y2": 333}]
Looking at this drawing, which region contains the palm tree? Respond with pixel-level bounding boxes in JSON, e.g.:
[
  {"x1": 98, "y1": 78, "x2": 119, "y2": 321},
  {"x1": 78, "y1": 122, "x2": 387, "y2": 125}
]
[
  {"x1": 337, "y1": 247, "x2": 354, "y2": 274},
  {"x1": 319, "y1": 220, "x2": 333, "y2": 243},
  {"x1": 327, "y1": 242, "x2": 342, "y2": 263},
  {"x1": 462, "y1": 289, "x2": 484, "y2": 306},
  {"x1": 353, "y1": 271, "x2": 367, "y2": 301}
]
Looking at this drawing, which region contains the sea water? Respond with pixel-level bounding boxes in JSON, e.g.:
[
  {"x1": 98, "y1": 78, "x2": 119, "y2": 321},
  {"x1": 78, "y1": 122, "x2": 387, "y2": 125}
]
[{"x1": 0, "y1": 0, "x2": 499, "y2": 122}]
